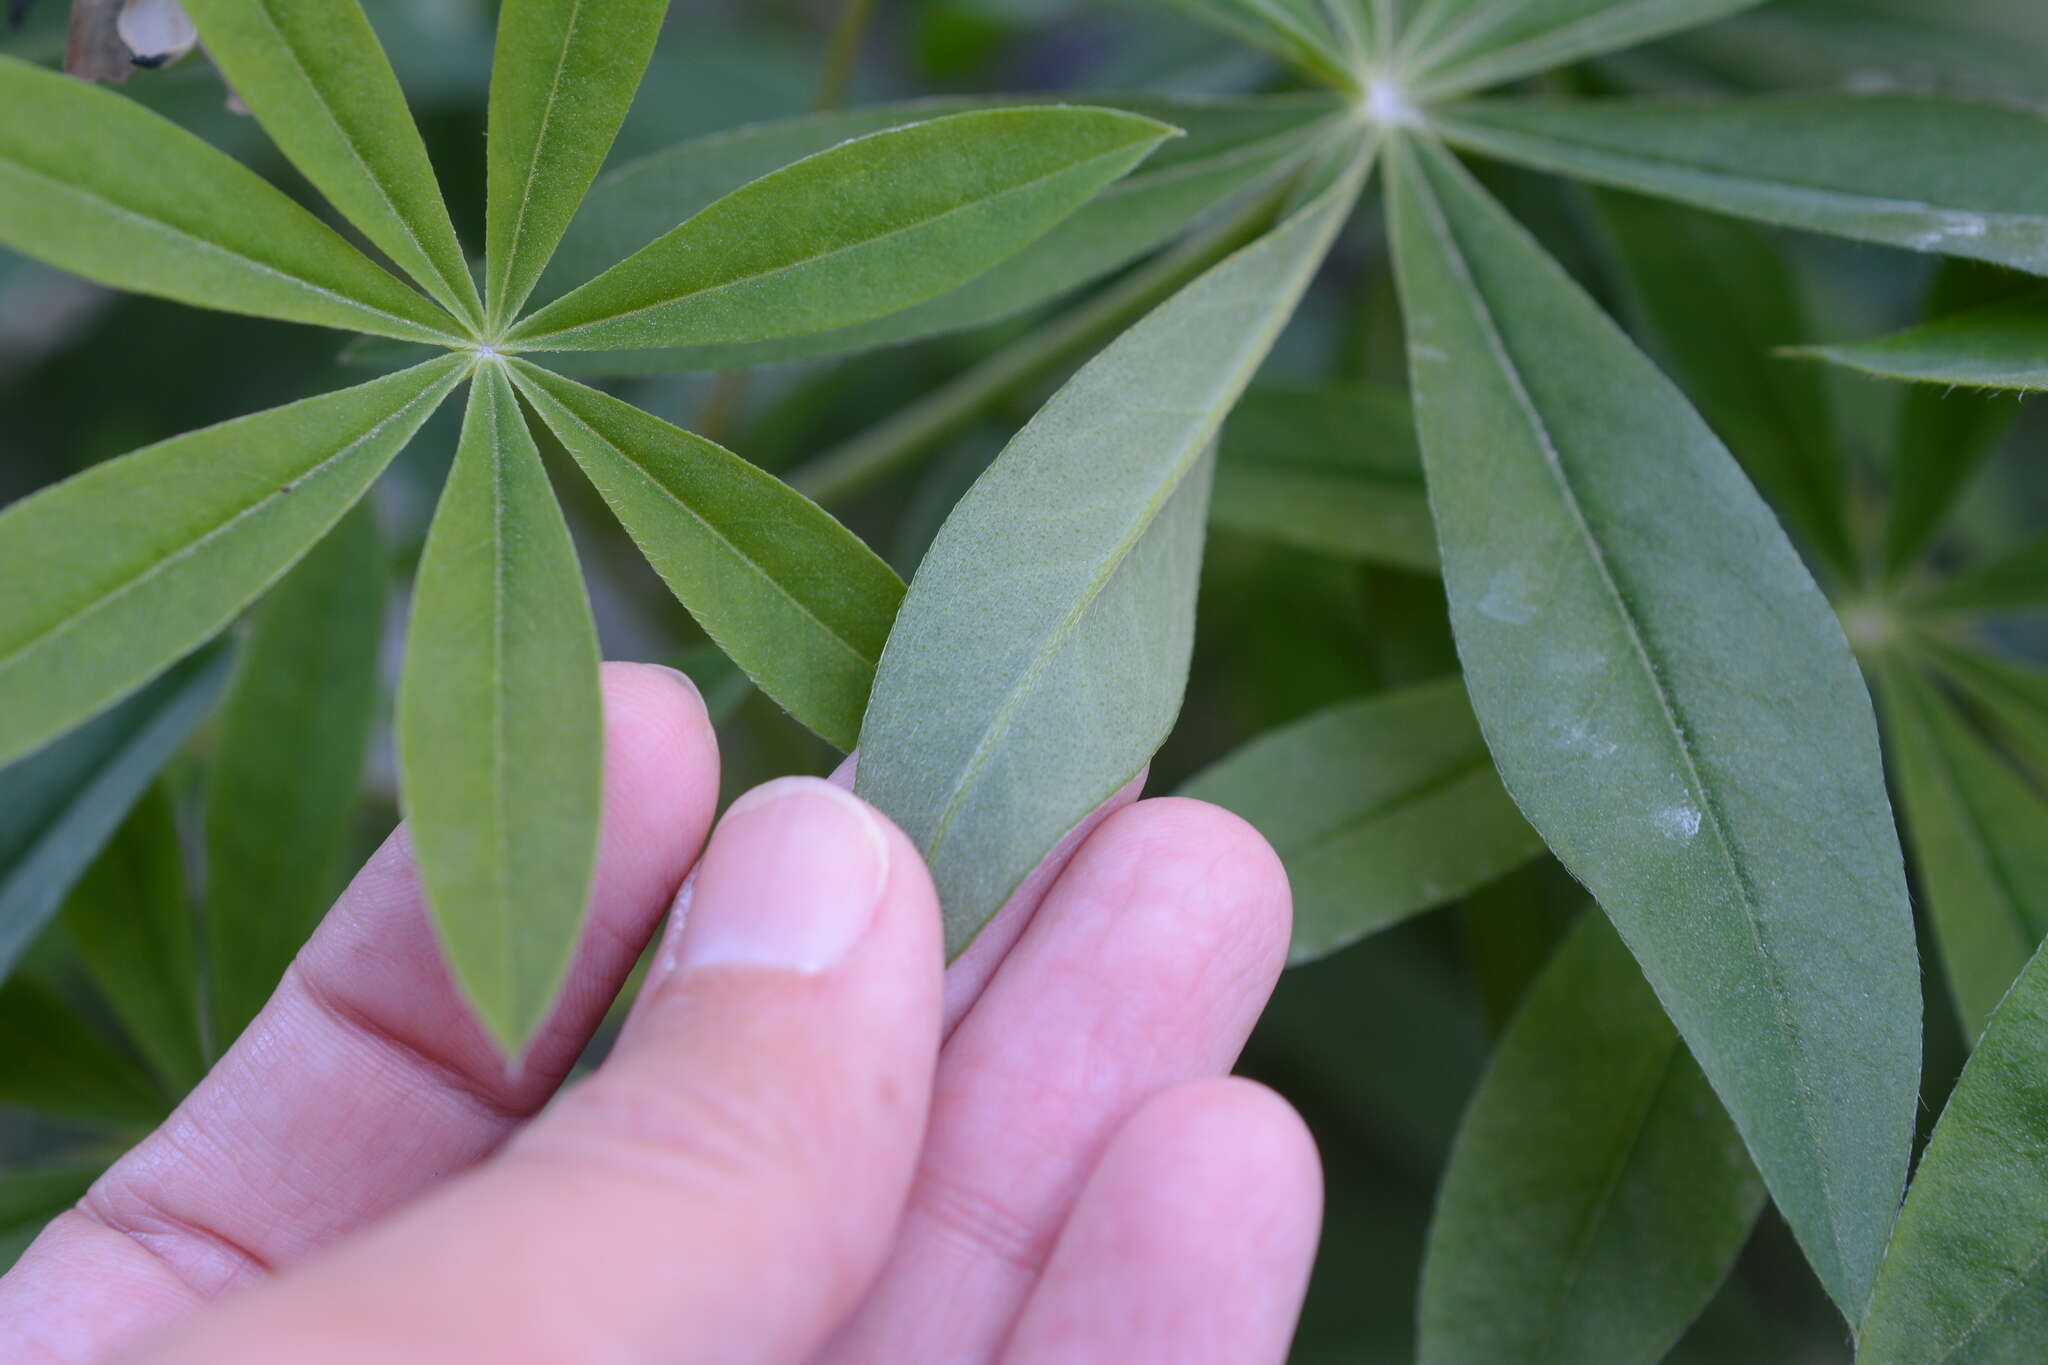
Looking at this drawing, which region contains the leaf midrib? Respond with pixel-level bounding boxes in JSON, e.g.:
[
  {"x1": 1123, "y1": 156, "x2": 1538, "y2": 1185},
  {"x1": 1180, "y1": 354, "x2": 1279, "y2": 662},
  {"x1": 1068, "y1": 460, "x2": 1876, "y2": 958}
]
[
  {"x1": 1280, "y1": 747, "x2": 1497, "y2": 862},
  {"x1": 491, "y1": 0, "x2": 587, "y2": 328}
]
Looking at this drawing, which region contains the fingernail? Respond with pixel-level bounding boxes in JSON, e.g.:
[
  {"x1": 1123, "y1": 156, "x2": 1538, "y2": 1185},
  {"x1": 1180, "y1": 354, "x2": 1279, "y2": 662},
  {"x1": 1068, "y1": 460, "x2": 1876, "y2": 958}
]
[{"x1": 666, "y1": 777, "x2": 890, "y2": 974}]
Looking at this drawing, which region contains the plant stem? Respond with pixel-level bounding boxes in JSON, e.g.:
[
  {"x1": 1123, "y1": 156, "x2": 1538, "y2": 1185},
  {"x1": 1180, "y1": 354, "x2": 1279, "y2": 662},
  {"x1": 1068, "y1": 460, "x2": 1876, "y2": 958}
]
[{"x1": 815, "y1": 0, "x2": 878, "y2": 112}]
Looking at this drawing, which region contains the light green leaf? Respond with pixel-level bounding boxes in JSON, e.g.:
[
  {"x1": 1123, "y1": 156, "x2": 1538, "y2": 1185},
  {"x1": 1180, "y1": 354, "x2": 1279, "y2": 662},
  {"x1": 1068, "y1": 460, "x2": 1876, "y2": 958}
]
[
  {"x1": 1400, "y1": 0, "x2": 1769, "y2": 99},
  {"x1": 1913, "y1": 538, "x2": 2048, "y2": 616},
  {"x1": 509, "y1": 108, "x2": 1178, "y2": 353},
  {"x1": 57, "y1": 785, "x2": 206, "y2": 1095},
  {"x1": 1386, "y1": 136, "x2": 1918, "y2": 1318},
  {"x1": 483, "y1": 0, "x2": 669, "y2": 330},
  {"x1": 537, "y1": 93, "x2": 1339, "y2": 373},
  {"x1": 857, "y1": 156, "x2": 1364, "y2": 957},
  {"x1": 0, "y1": 1158, "x2": 111, "y2": 1274},
  {"x1": 1918, "y1": 641, "x2": 2048, "y2": 779},
  {"x1": 1210, "y1": 385, "x2": 1440, "y2": 571},
  {"x1": 1437, "y1": 95, "x2": 2048, "y2": 277},
  {"x1": 1586, "y1": 188, "x2": 1854, "y2": 578},
  {"x1": 0, "y1": 53, "x2": 457, "y2": 343},
  {"x1": 1861, "y1": 937, "x2": 2048, "y2": 1362},
  {"x1": 181, "y1": 0, "x2": 485, "y2": 331},
  {"x1": 1179, "y1": 679, "x2": 1543, "y2": 965},
  {"x1": 398, "y1": 364, "x2": 604, "y2": 1056},
  {"x1": 1800, "y1": 289, "x2": 2048, "y2": 393},
  {"x1": 509, "y1": 362, "x2": 903, "y2": 753},
  {"x1": 0, "y1": 975, "x2": 168, "y2": 1128},
  {"x1": 205, "y1": 503, "x2": 384, "y2": 1045},
  {"x1": 0, "y1": 355, "x2": 466, "y2": 768},
  {"x1": 1419, "y1": 911, "x2": 1765, "y2": 1365},
  {"x1": 0, "y1": 649, "x2": 231, "y2": 983}
]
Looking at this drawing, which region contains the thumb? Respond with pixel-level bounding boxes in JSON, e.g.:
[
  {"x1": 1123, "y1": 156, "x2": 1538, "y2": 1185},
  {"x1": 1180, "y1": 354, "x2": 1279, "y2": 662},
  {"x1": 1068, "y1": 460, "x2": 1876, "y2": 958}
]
[{"x1": 132, "y1": 777, "x2": 944, "y2": 1365}]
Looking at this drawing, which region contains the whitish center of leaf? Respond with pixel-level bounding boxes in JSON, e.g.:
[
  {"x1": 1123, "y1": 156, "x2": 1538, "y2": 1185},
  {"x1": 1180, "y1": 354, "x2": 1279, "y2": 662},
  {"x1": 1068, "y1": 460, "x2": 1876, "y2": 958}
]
[
  {"x1": 1838, "y1": 601, "x2": 1902, "y2": 653},
  {"x1": 1361, "y1": 79, "x2": 1418, "y2": 128},
  {"x1": 475, "y1": 345, "x2": 503, "y2": 362}
]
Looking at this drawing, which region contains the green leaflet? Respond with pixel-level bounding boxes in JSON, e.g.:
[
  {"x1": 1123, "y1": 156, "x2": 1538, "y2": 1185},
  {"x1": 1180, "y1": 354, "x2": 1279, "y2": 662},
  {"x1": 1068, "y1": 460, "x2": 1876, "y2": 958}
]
[
  {"x1": 1801, "y1": 289, "x2": 2048, "y2": 393},
  {"x1": 510, "y1": 109, "x2": 1178, "y2": 353},
  {"x1": 205, "y1": 502, "x2": 385, "y2": 1045},
  {"x1": 857, "y1": 155, "x2": 1364, "y2": 957},
  {"x1": 0, "y1": 54, "x2": 456, "y2": 343},
  {"x1": 57, "y1": 786, "x2": 206, "y2": 1094},
  {"x1": 0, "y1": 355, "x2": 465, "y2": 767},
  {"x1": 1876, "y1": 656, "x2": 2048, "y2": 1043},
  {"x1": 1918, "y1": 641, "x2": 2048, "y2": 779},
  {"x1": 0, "y1": 649, "x2": 231, "y2": 982},
  {"x1": 483, "y1": 0, "x2": 668, "y2": 329},
  {"x1": 1149, "y1": 0, "x2": 1356, "y2": 88},
  {"x1": 1418, "y1": 911, "x2": 1765, "y2": 1365},
  {"x1": 1400, "y1": 0, "x2": 1770, "y2": 98},
  {"x1": 0, "y1": 1158, "x2": 110, "y2": 1274},
  {"x1": 1913, "y1": 538, "x2": 2048, "y2": 616},
  {"x1": 1210, "y1": 385, "x2": 1441, "y2": 571},
  {"x1": 1586, "y1": 188, "x2": 1854, "y2": 579},
  {"x1": 1437, "y1": 95, "x2": 2048, "y2": 277},
  {"x1": 1179, "y1": 679, "x2": 1543, "y2": 964},
  {"x1": 535, "y1": 93, "x2": 1338, "y2": 373},
  {"x1": 1861, "y1": 937, "x2": 2048, "y2": 1361},
  {"x1": 398, "y1": 364, "x2": 604, "y2": 1056},
  {"x1": 181, "y1": 0, "x2": 486, "y2": 330},
  {"x1": 1386, "y1": 136, "x2": 1918, "y2": 1318},
  {"x1": 510, "y1": 362, "x2": 904, "y2": 752},
  {"x1": 0, "y1": 974, "x2": 169, "y2": 1128}
]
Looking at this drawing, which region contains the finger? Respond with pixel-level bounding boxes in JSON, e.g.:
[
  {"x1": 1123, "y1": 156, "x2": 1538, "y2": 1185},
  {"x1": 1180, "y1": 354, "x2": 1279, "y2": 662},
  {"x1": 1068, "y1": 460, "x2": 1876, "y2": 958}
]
[
  {"x1": 2, "y1": 664, "x2": 716, "y2": 1365},
  {"x1": 1000, "y1": 1078, "x2": 1322, "y2": 1365},
  {"x1": 819, "y1": 797, "x2": 1292, "y2": 1364},
  {"x1": 132, "y1": 777, "x2": 944, "y2": 1365}
]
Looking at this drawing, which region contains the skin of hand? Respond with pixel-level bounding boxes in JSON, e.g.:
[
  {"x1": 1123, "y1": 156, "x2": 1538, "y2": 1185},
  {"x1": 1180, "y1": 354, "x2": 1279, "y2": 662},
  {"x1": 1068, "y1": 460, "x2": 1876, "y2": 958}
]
[{"x1": 0, "y1": 663, "x2": 1322, "y2": 1364}]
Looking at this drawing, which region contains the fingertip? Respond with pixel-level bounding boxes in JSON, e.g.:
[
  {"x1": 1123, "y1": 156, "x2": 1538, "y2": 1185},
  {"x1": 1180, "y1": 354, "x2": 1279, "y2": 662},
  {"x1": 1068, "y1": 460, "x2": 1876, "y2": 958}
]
[{"x1": 1122, "y1": 1077, "x2": 1323, "y2": 1218}]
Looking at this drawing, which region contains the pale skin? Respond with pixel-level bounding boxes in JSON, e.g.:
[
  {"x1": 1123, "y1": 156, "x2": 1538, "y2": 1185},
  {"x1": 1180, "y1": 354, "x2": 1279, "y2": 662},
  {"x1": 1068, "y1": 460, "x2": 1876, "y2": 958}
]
[{"x1": 0, "y1": 663, "x2": 1322, "y2": 1363}]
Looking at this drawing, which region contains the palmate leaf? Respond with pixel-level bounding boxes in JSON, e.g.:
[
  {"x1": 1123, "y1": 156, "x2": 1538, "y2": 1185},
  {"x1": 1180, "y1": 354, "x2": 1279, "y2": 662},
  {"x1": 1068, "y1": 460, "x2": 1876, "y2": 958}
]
[
  {"x1": 1148, "y1": 0, "x2": 1356, "y2": 89},
  {"x1": 509, "y1": 109, "x2": 1179, "y2": 353},
  {"x1": 1386, "y1": 135, "x2": 1919, "y2": 1318},
  {"x1": 1876, "y1": 656, "x2": 2048, "y2": 1043},
  {"x1": 1918, "y1": 640, "x2": 2048, "y2": 779},
  {"x1": 483, "y1": 0, "x2": 669, "y2": 330},
  {"x1": 1, "y1": 1158, "x2": 110, "y2": 1274},
  {"x1": 1418, "y1": 912, "x2": 1765, "y2": 1365},
  {"x1": 1800, "y1": 289, "x2": 2048, "y2": 393},
  {"x1": 205, "y1": 502, "x2": 384, "y2": 1044},
  {"x1": 0, "y1": 355, "x2": 465, "y2": 767},
  {"x1": 398, "y1": 365, "x2": 603, "y2": 1057},
  {"x1": 856, "y1": 154, "x2": 1365, "y2": 957},
  {"x1": 0, "y1": 973, "x2": 169, "y2": 1129},
  {"x1": 537, "y1": 93, "x2": 1340, "y2": 374},
  {"x1": 1178, "y1": 679, "x2": 1543, "y2": 965},
  {"x1": 1861, "y1": 937, "x2": 2048, "y2": 1361},
  {"x1": 0, "y1": 54, "x2": 456, "y2": 344},
  {"x1": 1437, "y1": 95, "x2": 2048, "y2": 277},
  {"x1": 1399, "y1": 0, "x2": 1770, "y2": 99},
  {"x1": 1912, "y1": 537, "x2": 2048, "y2": 616},
  {"x1": 181, "y1": 0, "x2": 486, "y2": 330},
  {"x1": 0, "y1": 649, "x2": 230, "y2": 983},
  {"x1": 512, "y1": 363, "x2": 904, "y2": 752}
]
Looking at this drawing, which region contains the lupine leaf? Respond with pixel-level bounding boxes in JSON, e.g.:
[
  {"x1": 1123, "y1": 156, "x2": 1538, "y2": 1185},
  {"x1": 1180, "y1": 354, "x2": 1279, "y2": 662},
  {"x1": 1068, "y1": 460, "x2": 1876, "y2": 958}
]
[
  {"x1": 1386, "y1": 135, "x2": 1918, "y2": 1318},
  {"x1": 1178, "y1": 679, "x2": 1543, "y2": 964},
  {"x1": 0, "y1": 1158, "x2": 111, "y2": 1274},
  {"x1": 1401, "y1": 0, "x2": 1770, "y2": 98},
  {"x1": 1419, "y1": 911, "x2": 1765, "y2": 1364},
  {"x1": 1438, "y1": 95, "x2": 2048, "y2": 277},
  {"x1": 1149, "y1": 0, "x2": 1355, "y2": 88},
  {"x1": 0, "y1": 975, "x2": 168, "y2": 1128},
  {"x1": 398, "y1": 365, "x2": 604, "y2": 1056},
  {"x1": 1918, "y1": 640, "x2": 2048, "y2": 779},
  {"x1": 0, "y1": 53, "x2": 457, "y2": 343},
  {"x1": 181, "y1": 0, "x2": 484, "y2": 331},
  {"x1": 1913, "y1": 537, "x2": 2048, "y2": 616},
  {"x1": 1800, "y1": 289, "x2": 2048, "y2": 393},
  {"x1": 510, "y1": 362, "x2": 904, "y2": 752},
  {"x1": 856, "y1": 155, "x2": 1364, "y2": 956},
  {"x1": 0, "y1": 650, "x2": 230, "y2": 983},
  {"x1": 484, "y1": 0, "x2": 670, "y2": 329},
  {"x1": 510, "y1": 109, "x2": 1178, "y2": 353},
  {"x1": 205, "y1": 502, "x2": 384, "y2": 1045},
  {"x1": 0, "y1": 355, "x2": 465, "y2": 767}
]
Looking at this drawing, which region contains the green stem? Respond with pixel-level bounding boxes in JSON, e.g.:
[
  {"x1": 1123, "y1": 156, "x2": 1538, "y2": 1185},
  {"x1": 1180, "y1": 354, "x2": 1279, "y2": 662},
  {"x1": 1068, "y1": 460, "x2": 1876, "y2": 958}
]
[{"x1": 815, "y1": 0, "x2": 878, "y2": 112}]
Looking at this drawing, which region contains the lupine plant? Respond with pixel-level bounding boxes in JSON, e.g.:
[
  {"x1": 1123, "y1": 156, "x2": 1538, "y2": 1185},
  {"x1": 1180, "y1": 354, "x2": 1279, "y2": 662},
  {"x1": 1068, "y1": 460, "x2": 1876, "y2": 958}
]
[{"x1": 3, "y1": 0, "x2": 2048, "y2": 1359}]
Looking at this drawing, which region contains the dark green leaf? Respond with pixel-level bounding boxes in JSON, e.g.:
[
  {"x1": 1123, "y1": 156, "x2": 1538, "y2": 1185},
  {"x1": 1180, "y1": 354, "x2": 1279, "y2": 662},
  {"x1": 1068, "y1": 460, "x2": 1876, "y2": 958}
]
[
  {"x1": 1149, "y1": 0, "x2": 1355, "y2": 88},
  {"x1": 0, "y1": 1157, "x2": 110, "y2": 1274},
  {"x1": 0, "y1": 975, "x2": 167, "y2": 1128},
  {"x1": 205, "y1": 502, "x2": 384, "y2": 1045},
  {"x1": 1800, "y1": 289, "x2": 2048, "y2": 393},
  {"x1": 0, "y1": 53, "x2": 458, "y2": 342},
  {"x1": 1402, "y1": 0, "x2": 1770, "y2": 99},
  {"x1": 509, "y1": 109, "x2": 1178, "y2": 353},
  {"x1": 1918, "y1": 640, "x2": 2048, "y2": 779},
  {"x1": 1419, "y1": 912, "x2": 1765, "y2": 1364},
  {"x1": 398, "y1": 364, "x2": 604, "y2": 1056},
  {"x1": 857, "y1": 156, "x2": 1363, "y2": 956},
  {"x1": 1180, "y1": 679, "x2": 1542, "y2": 964},
  {"x1": 1387, "y1": 135, "x2": 1918, "y2": 1318},
  {"x1": 510, "y1": 362, "x2": 904, "y2": 753},
  {"x1": 1913, "y1": 537, "x2": 2048, "y2": 616},
  {"x1": 0, "y1": 355, "x2": 465, "y2": 767}
]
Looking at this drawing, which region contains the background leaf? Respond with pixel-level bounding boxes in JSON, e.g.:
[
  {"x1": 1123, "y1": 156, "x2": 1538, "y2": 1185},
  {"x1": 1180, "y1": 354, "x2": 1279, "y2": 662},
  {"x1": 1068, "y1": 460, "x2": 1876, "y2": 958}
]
[
  {"x1": 1179, "y1": 678, "x2": 1543, "y2": 964},
  {"x1": 1418, "y1": 911, "x2": 1765, "y2": 1364},
  {"x1": 1387, "y1": 135, "x2": 1919, "y2": 1318},
  {"x1": 1402, "y1": 0, "x2": 1771, "y2": 98},
  {"x1": 0, "y1": 974, "x2": 168, "y2": 1129},
  {"x1": 398, "y1": 365, "x2": 603, "y2": 1056},
  {"x1": 1912, "y1": 537, "x2": 2048, "y2": 616},
  {"x1": 1802, "y1": 290, "x2": 2048, "y2": 393},
  {"x1": 0, "y1": 355, "x2": 463, "y2": 767},
  {"x1": 1919, "y1": 641, "x2": 2048, "y2": 777},
  {"x1": 0, "y1": 1159, "x2": 111, "y2": 1274},
  {"x1": 1148, "y1": 0, "x2": 1355, "y2": 87}
]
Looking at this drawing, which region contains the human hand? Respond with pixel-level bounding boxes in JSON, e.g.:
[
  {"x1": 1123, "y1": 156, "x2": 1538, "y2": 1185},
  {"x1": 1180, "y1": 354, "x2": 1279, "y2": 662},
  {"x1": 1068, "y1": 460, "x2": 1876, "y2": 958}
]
[{"x1": 1, "y1": 664, "x2": 1319, "y2": 1364}]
